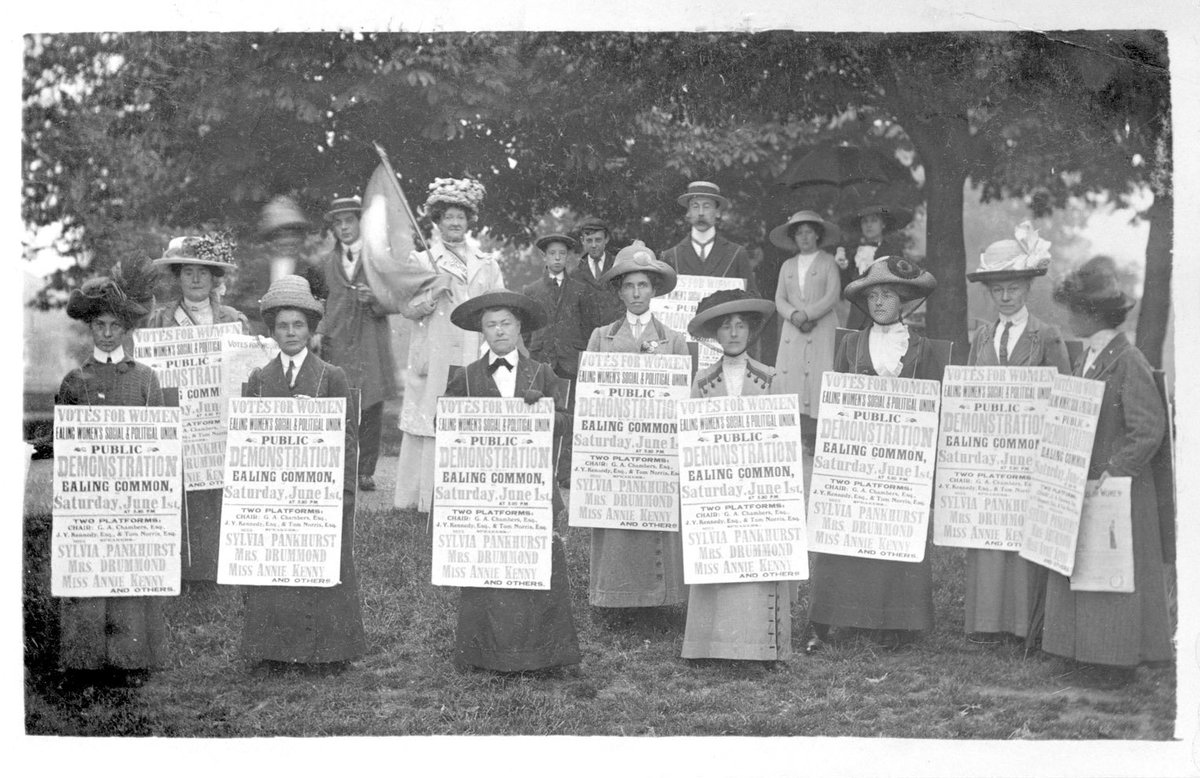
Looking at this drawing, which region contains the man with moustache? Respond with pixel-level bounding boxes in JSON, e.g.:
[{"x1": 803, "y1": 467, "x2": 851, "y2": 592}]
[
  {"x1": 659, "y1": 181, "x2": 759, "y2": 297},
  {"x1": 311, "y1": 194, "x2": 396, "y2": 492}
]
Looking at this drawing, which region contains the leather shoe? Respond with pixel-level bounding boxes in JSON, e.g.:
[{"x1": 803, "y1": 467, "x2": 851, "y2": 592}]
[{"x1": 358, "y1": 475, "x2": 376, "y2": 491}]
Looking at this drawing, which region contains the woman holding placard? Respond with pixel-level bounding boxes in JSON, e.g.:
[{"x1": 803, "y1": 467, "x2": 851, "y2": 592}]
[
  {"x1": 1041, "y1": 257, "x2": 1170, "y2": 686},
  {"x1": 240, "y1": 275, "x2": 366, "y2": 673},
  {"x1": 804, "y1": 256, "x2": 945, "y2": 653},
  {"x1": 145, "y1": 234, "x2": 250, "y2": 583},
  {"x1": 962, "y1": 223, "x2": 1071, "y2": 646},
  {"x1": 680, "y1": 289, "x2": 792, "y2": 662},
  {"x1": 56, "y1": 259, "x2": 168, "y2": 684},
  {"x1": 585, "y1": 241, "x2": 690, "y2": 613}
]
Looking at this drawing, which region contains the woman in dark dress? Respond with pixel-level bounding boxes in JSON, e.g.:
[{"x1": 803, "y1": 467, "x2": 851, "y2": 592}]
[
  {"x1": 1041, "y1": 256, "x2": 1172, "y2": 687},
  {"x1": 144, "y1": 234, "x2": 250, "y2": 582},
  {"x1": 805, "y1": 256, "x2": 946, "y2": 653},
  {"x1": 445, "y1": 290, "x2": 581, "y2": 673},
  {"x1": 56, "y1": 260, "x2": 168, "y2": 684},
  {"x1": 241, "y1": 275, "x2": 366, "y2": 672}
]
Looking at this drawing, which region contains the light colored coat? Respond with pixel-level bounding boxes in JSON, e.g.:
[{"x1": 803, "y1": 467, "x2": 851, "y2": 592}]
[
  {"x1": 967, "y1": 312, "x2": 1071, "y2": 372},
  {"x1": 585, "y1": 315, "x2": 690, "y2": 357},
  {"x1": 773, "y1": 251, "x2": 840, "y2": 417},
  {"x1": 398, "y1": 238, "x2": 504, "y2": 437}
]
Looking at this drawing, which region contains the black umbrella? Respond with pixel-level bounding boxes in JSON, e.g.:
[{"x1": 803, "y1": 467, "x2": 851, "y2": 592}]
[{"x1": 778, "y1": 145, "x2": 896, "y2": 189}]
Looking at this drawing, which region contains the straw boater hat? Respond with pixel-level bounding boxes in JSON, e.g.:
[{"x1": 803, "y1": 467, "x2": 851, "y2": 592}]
[
  {"x1": 597, "y1": 240, "x2": 678, "y2": 295},
  {"x1": 1052, "y1": 255, "x2": 1134, "y2": 313},
  {"x1": 968, "y1": 221, "x2": 1053, "y2": 283},
  {"x1": 450, "y1": 290, "x2": 548, "y2": 333},
  {"x1": 258, "y1": 274, "x2": 325, "y2": 319},
  {"x1": 325, "y1": 195, "x2": 362, "y2": 220},
  {"x1": 152, "y1": 234, "x2": 238, "y2": 276},
  {"x1": 424, "y1": 177, "x2": 486, "y2": 215},
  {"x1": 258, "y1": 195, "x2": 310, "y2": 239},
  {"x1": 769, "y1": 210, "x2": 842, "y2": 252},
  {"x1": 575, "y1": 216, "x2": 610, "y2": 236},
  {"x1": 839, "y1": 203, "x2": 914, "y2": 233},
  {"x1": 66, "y1": 257, "x2": 156, "y2": 327},
  {"x1": 535, "y1": 233, "x2": 579, "y2": 253},
  {"x1": 687, "y1": 288, "x2": 776, "y2": 340},
  {"x1": 677, "y1": 181, "x2": 731, "y2": 209},
  {"x1": 843, "y1": 255, "x2": 937, "y2": 313}
]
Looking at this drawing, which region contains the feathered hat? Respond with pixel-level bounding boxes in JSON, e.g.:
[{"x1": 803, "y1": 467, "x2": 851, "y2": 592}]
[
  {"x1": 424, "y1": 178, "x2": 486, "y2": 216},
  {"x1": 66, "y1": 255, "x2": 158, "y2": 327},
  {"x1": 969, "y1": 221, "x2": 1053, "y2": 283}
]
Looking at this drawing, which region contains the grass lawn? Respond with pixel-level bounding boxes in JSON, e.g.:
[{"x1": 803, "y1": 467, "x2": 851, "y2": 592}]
[{"x1": 23, "y1": 491, "x2": 1176, "y2": 738}]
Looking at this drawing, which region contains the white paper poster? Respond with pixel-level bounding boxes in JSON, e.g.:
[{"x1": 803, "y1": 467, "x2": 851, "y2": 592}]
[
  {"x1": 933, "y1": 366, "x2": 1057, "y2": 550},
  {"x1": 51, "y1": 405, "x2": 183, "y2": 597},
  {"x1": 134, "y1": 322, "x2": 242, "y2": 490},
  {"x1": 432, "y1": 397, "x2": 555, "y2": 589},
  {"x1": 806, "y1": 372, "x2": 941, "y2": 562},
  {"x1": 677, "y1": 394, "x2": 808, "y2": 584},
  {"x1": 1070, "y1": 477, "x2": 1135, "y2": 593},
  {"x1": 1019, "y1": 375, "x2": 1105, "y2": 576},
  {"x1": 218, "y1": 396, "x2": 346, "y2": 587},
  {"x1": 569, "y1": 351, "x2": 692, "y2": 530},
  {"x1": 650, "y1": 274, "x2": 745, "y2": 371}
]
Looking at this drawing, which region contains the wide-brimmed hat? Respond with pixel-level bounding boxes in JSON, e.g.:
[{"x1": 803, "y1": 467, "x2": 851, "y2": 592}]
[
  {"x1": 597, "y1": 240, "x2": 678, "y2": 296},
  {"x1": 450, "y1": 290, "x2": 548, "y2": 333},
  {"x1": 258, "y1": 195, "x2": 310, "y2": 239},
  {"x1": 1052, "y1": 255, "x2": 1134, "y2": 313},
  {"x1": 152, "y1": 234, "x2": 238, "y2": 276},
  {"x1": 424, "y1": 177, "x2": 486, "y2": 215},
  {"x1": 769, "y1": 210, "x2": 841, "y2": 251},
  {"x1": 969, "y1": 221, "x2": 1053, "y2": 283},
  {"x1": 259, "y1": 274, "x2": 325, "y2": 318},
  {"x1": 839, "y1": 203, "x2": 914, "y2": 233},
  {"x1": 687, "y1": 288, "x2": 776, "y2": 339},
  {"x1": 844, "y1": 255, "x2": 937, "y2": 309},
  {"x1": 575, "y1": 216, "x2": 610, "y2": 236},
  {"x1": 325, "y1": 195, "x2": 362, "y2": 220},
  {"x1": 676, "y1": 181, "x2": 731, "y2": 209},
  {"x1": 535, "y1": 233, "x2": 579, "y2": 253}
]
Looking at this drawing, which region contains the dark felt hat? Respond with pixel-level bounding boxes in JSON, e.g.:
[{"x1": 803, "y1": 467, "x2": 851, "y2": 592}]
[
  {"x1": 839, "y1": 203, "x2": 914, "y2": 233},
  {"x1": 535, "y1": 233, "x2": 579, "y2": 253},
  {"x1": 450, "y1": 290, "x2": 548, "y2": 333},
  {"x1": 687, "y1": 289, "x2": 776, "y2": 340},
  {"x1": 575, "y1": 216, "x2": 610, "y2": 236},
  {"x1": 1052, "y1": 256, "x2": 1134, "y2": 313},
  {"x1": 66, "y1": 278, "x2": 150, "y2": 326},
  {"x1": 597, "y1": 240, "x2": 678, "y2": 296}
]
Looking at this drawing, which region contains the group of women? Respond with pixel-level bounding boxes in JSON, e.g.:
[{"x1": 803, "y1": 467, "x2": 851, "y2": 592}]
[{"x1": 50, "y1": 177, "x2": 1172, "y2": 691}]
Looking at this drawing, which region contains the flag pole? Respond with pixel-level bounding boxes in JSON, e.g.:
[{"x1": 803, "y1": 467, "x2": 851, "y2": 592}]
[{"x1": 372, "y1": 141, "x2": 430, "y2": 255}]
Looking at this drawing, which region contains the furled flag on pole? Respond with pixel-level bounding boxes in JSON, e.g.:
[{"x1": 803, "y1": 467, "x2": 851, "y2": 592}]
[{"x1": 359, "y1": 143, "x2": 439, "y2": 314}]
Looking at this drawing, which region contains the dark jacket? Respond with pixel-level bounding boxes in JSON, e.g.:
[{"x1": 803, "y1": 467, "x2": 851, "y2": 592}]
[
  {"x1": 520, "y1": 274, "x2": 592, "y2": 378},
  {"x1": 571, "y1": 252, "x2": 625, "y2": 327},
  {"x1": 661, "y1": 233, "x2": 760, "y2": 297},
  {"x1": 446, "y1": 353, "x2": 570, "y2": 441}
]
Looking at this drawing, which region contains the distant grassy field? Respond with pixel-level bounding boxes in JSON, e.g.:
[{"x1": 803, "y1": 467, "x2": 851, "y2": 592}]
[{"x1": 23, "y1": 498, "x2": 1176, "y2": 738}]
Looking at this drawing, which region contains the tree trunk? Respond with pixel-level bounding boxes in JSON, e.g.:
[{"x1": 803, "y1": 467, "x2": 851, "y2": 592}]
[
  {"x1": 903, "y1": 117, "x2": 972, "y2": 363},
  {"x1": 1137, "y1": 194, "x2": 1172, "y2": 369}
]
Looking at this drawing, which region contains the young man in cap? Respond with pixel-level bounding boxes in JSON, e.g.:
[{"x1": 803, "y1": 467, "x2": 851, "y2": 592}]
[
  {"x1": 310, "y1": 194, "x2": 397, "y2": 492},
  {"x1": 521, "y1": 234, "x2": 592, "y2": 488},
  {"x1": 571, "y1": 216, "x2": 625, "y2": 328},
  {"x1": 660, "y1": 181, "x2": 759, "y2": 297}
]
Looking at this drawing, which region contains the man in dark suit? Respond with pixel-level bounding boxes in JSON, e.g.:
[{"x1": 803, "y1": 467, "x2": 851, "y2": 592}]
[
  {"x1": 659, "y1": 181, "x2": 759, "y2": 297},
  {"x1": 571, "y1": 216, "x2": 625, "y2": 327},
  {"x1": 521, "y1": 234, "x2": 590, "y2": 487}
]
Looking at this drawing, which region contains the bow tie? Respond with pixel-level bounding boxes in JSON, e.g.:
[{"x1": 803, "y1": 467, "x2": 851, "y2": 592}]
[{"x1": 488, "y1": 357, "x2": 513, "y2": 374}]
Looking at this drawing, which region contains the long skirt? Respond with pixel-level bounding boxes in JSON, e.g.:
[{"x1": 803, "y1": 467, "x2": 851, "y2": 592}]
[
  {"x1": 963, "y1": 549, "x2": 1036, "y2": 636},
  {"x1": 682, "y1": 581, "x2": 792, "y2": 660},
  {"x1": 1042, "y1": 473, "x2": 1172, "y2": 667},
  {"x1": 807, "y1": 551, "x2": 934, "y2": 631},
  {"x1": 59, "y1": 596, "x2": 167, "y2": 670},
  {"x1": 589, "y1": 527, "x2": 686, "y2": 608},
  {"x1": 242, "y1": 503, "x2": 366, "y2": 664},
  {"x1": 181, "y1": 488, "x2": 222, "y2": 581},
  {"x1": 454, "y1": 538, "x2": 581, "y2": 671},
  {"x1": 394, "y1": 433, "x2": 436, "y2": 512}
]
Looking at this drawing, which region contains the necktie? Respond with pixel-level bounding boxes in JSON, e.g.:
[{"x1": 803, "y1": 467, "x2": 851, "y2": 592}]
[
  {"x1": 488, "y1": 357, "x2": 512, "y2": 374},
  {"x1": 998, "y1": 321, "x2": 1012, "y2": 365},
  {"x1": 345, "y1": 248, "x2": 354, "y2": 264},
  {"x1": 285, "y1": 359, "x2": 295, "y2": 387},
  {"x1": 632, "y1": 320, "x2": 644, "y2": 340},
  {"x1": 694, "y1": 239, "x2": 713, "y2": 260},
  {"x1": 553, "y1": 277, "x2": 561, "y2": 288},
  {"x1": 591, "y1": 258, "x2": 602, "y2": 278},
  {"x1": 106, "y1": 356, "x2": 113, "y2": 364}
]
